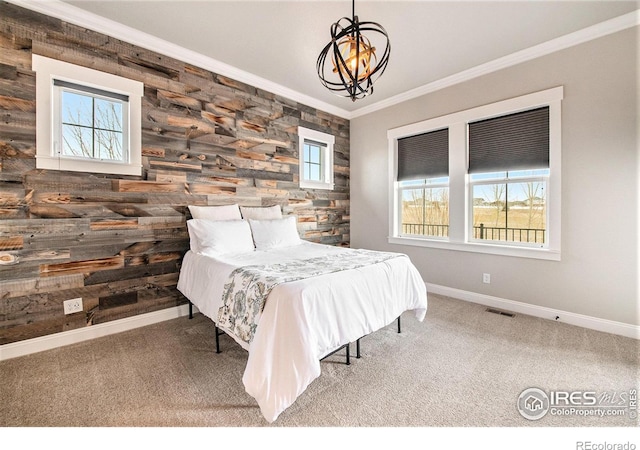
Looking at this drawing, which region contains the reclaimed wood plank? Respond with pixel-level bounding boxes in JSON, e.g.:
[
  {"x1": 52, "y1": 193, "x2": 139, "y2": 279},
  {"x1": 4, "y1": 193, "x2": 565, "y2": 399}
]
[
  {"x1": 148, "y1": 159, "x2": 203, "y2": 172},
  {"x1": 83, "y1": 260, "x2": 178, "y2": 286},
  {"x1": 187, "y1": 184, "x2": 236, "y2": 195},
  {"x1": 29, "y1": 205, "x2": 81, "y2": 218},
  {"x1": 111, "y1": 179, "x2": 185, "y2": 193},
  {"x1": 157, "y1": 89, "x2": 202, "y2": 110},
  {"x1": 0, "y1": 273, "x2": 84, "y2": 298},
  {"x1": 141, "y1": 146, "x2": 166, "y2": 158},
  {"x1": 70, "y1": 243, "x2": 130, "y2": 262},
  {"x1": 0, "y1": 235, "x2": 23, "y2": 250},
  {"x1": 136, "y1": 216, "x2": 184, "y2": 228},
  {"x1": 89, "y1": 218, "x2": 139, "y2": 230},
  {"x1": 40, "y1": 256, "x2": 125, "y2": 277},
  {"x1": 147, "y1": 169, "x2": 187, "y2": 184}
]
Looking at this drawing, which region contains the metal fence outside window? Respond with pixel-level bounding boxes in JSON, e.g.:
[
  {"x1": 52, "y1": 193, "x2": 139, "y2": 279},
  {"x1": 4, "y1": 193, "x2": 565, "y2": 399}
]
[{"x1": 401, "y1": 223, "x2": 545, "y2": 244}]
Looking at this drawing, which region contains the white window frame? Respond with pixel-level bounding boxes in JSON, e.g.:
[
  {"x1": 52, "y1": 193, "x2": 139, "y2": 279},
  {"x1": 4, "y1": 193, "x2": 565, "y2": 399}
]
[
  {"x1": 388, "y1": 86, "x2": 563, "y2": 261},
  {"x1": 32, "y1": 54, "x2": 143, "y2": 176},
  {"x1": 298, "y1": 126, "x2": 334, "y2": 190}
]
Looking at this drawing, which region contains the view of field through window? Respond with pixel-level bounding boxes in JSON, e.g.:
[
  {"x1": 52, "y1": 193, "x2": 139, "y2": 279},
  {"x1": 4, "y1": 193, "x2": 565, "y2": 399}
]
[
  {"x1": 400, "y1": 171, "x2": 547, "y2": 244},
  {"x1": 401, "y1": 185, "x2": 450, "y2": 237},
  {"x1": 471, "y1": 178, "x2": 547, "y2": 244}
]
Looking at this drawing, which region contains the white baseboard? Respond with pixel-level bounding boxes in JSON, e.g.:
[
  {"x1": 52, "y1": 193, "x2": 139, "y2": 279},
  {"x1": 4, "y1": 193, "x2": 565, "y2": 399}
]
[
  {"x1": 427, "y1": 283, "x2": 639, "y2": 340},
  {"x1": 0, "y1": 303, "x2": 194, "y2": 361},
  {"x1": 3, "y1": 285, "x2": 637, "y2": 361}
]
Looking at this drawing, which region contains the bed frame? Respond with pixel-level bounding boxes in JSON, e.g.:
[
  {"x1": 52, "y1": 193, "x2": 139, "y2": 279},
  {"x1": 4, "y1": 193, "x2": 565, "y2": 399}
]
[{"x1": 188, "y1": 301, "x2": 401, "y2": 365}]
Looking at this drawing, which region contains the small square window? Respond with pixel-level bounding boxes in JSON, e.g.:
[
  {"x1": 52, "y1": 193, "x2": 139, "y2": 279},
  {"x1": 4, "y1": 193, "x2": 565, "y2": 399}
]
[
  {"x1": 33, "y1": 55, "x2": 143, "y2": 176},
  {"x1": 298, "y1": 126, "x2": 334, "y2": 190}
]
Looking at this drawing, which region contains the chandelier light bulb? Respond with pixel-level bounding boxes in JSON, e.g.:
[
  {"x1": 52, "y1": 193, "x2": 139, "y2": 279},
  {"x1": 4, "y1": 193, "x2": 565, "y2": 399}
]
[{"x1": 333, "y1": 35, "x2": 376, "y2": 82}]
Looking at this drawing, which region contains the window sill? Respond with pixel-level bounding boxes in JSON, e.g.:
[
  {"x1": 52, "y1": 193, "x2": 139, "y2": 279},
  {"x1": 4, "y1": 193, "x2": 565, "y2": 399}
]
[
  {"x1": 388, "y1": 236, "x2": 561, "y2": 261},
  {"x1": 37, "y1": 155, "x2": 142, "y2": 176},
  {"x1": 299, "y1": 181, "x2": 334, "y2": 191}
]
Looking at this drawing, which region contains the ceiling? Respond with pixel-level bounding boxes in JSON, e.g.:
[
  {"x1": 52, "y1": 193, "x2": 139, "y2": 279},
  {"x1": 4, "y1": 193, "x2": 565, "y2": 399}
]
[{"x1": 18, "y1": 1, "x2": 640, "y2": 118}]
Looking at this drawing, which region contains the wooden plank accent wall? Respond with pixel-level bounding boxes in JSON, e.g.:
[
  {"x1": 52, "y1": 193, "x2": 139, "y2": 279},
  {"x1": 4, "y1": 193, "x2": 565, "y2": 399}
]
[{"x1": 0, "y1": 2, "x2": 350, "y2": 345}]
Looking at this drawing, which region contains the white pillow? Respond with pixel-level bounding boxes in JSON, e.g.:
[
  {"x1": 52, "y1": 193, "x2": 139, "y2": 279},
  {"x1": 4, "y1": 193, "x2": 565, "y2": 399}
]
[
  {"x1": 240, "y1": 205, "x2": 282, "y2": 220},
  {"x1": 186, "y1": 219, "x2": 254, "y2": 255},
  {"x1": 249, "y1": 216, "x2": 301, "y2": 251},
  {"x1": 188, "y1": 204, "x2": 241, "y2": 221}
]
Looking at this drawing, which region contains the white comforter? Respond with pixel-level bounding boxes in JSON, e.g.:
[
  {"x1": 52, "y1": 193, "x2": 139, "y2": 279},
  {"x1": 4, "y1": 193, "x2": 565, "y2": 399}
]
[{"x1": 177, "y1": 242, "x2": 428, "y2": 422}]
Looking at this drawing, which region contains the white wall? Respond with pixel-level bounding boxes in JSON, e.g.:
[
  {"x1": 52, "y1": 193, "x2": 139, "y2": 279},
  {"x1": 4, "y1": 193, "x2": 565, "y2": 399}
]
[{"x1": 351, "y1": 27, "x2": 639, "y2": 326}]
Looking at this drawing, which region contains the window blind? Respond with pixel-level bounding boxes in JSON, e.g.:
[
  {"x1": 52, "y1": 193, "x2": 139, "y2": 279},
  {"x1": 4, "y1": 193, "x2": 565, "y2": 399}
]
[
  {"x1": 54, "y1": 79, "x2": 129, "y2": 102},
  {"x1": 397, "y1": 128, "x2": 449, "y2": 181},
  {"x1": 304, "y1": 138, "x2": 327, "y2": 149},
  {"x1": 468, "y1": 106, "x2": 549, "y2": 174}
]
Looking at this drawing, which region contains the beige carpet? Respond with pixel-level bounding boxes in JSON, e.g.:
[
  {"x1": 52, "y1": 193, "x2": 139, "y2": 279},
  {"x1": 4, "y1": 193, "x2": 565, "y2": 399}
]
[{"x1": 1, "y1": 294, "x2": 638, "y2": 429}]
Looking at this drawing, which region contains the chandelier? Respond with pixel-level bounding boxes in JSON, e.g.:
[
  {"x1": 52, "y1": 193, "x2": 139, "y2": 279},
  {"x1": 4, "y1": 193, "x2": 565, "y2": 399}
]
[{"x1": 316, "y1": 0, "x2": 391, "y2": 102}]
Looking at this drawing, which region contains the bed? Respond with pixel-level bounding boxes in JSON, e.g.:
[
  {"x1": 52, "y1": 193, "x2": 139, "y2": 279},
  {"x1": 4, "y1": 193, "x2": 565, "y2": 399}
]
[{"x1": 177, "y1": 204, "x2": 428, "y2": 422}]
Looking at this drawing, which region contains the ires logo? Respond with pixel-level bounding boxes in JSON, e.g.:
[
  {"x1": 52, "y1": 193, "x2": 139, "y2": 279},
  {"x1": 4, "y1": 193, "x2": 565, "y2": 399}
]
[
  {"x1": 550, "y1": 391, "x2": 598, "y2": 406},
  {"x1": 517, "y1": 388, "x2": 550, "y2": 420},
  {"x1": 517, "y1": 388, "x2": 637, "y2": 421}
]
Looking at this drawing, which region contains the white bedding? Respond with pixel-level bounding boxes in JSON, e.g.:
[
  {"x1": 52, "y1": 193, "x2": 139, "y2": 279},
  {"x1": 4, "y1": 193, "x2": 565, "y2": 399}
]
[{"x1": 177, "y1": 241, "x2": 428, "y2": 422}]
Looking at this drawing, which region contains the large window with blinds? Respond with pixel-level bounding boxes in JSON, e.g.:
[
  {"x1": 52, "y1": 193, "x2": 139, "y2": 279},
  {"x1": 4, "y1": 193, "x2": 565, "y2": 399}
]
[
  {"x1": 397, "y1": 128, "x2": 450, "y2": 238},
  {"x1": 388, "y1": 87, "x2": 563, "y2": 260},
  {"x1": 468, "y1": 107, "x2": 550, "y2": 246}
]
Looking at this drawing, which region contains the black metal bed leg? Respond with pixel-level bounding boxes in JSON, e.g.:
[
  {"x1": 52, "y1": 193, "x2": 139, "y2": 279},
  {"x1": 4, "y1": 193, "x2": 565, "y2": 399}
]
[
  {"x1": 188, "y1": 301, "x2": 193, "y2": 319},
  {"x1": 397, "y1": 315, "x2": 401, "y2": 333},
  {"x1": 214, "y1": 324, "x2": 221, "y2": 354},
  {"x1": 346, "y1": 343, "x2": 350, "y2": 365},
  {"x1": 356, "y1": 338, "x2": 361, "y2": 358}
]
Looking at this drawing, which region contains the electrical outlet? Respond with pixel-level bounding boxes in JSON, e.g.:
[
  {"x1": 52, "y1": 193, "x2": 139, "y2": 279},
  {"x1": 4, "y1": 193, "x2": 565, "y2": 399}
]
[
  {"x1": 483, "y1": 273, "x2": 491, "y2": 284},
  {"x1": 63, "y1": 298, "x2": 83, "y2": 314}
]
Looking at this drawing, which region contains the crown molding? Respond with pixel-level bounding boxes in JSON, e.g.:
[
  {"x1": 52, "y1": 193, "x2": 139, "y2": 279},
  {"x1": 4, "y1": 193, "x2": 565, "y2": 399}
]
[
  {"x1": 5, "y1": 0, "x2": 352, "y2": 119},
  {"x1": 350, "y1": 9, "x2": 640, "y2": 118},
  {"x1": 4, "y1": 1, "x2": 639, "y2": 121}
]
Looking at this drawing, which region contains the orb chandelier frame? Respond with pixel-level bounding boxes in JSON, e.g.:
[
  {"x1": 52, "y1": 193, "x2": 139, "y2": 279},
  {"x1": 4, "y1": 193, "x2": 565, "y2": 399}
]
[{"x1": 316, "y1": 0, "x2": 391, "y2": 102}]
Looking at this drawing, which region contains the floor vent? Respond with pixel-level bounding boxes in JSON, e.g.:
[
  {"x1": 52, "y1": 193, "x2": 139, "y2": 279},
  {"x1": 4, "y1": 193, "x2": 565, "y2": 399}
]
[{"x1": 485, "y1": 308, "x2": 516, "y2": 318}]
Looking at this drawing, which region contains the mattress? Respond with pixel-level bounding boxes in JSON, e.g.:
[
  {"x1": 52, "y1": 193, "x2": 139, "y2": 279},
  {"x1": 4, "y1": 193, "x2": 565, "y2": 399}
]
[{"x1": 177, "y1": 241, "x2": 428, "y2": 422}]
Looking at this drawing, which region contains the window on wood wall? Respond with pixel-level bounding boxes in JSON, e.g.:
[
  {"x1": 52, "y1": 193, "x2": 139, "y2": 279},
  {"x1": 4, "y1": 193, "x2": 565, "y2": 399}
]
[
  {"x1": 298, "y1": 126, "x2": 334, "y2": 190},
  {"x1": 32, "y1": 54, "x2": 143, "y2": 176}
]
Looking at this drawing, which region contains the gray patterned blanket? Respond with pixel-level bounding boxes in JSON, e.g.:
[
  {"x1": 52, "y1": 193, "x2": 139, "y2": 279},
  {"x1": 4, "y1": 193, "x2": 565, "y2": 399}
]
[{"x1": 216, "y1": 248, "x2": 402, "y2": 345}]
